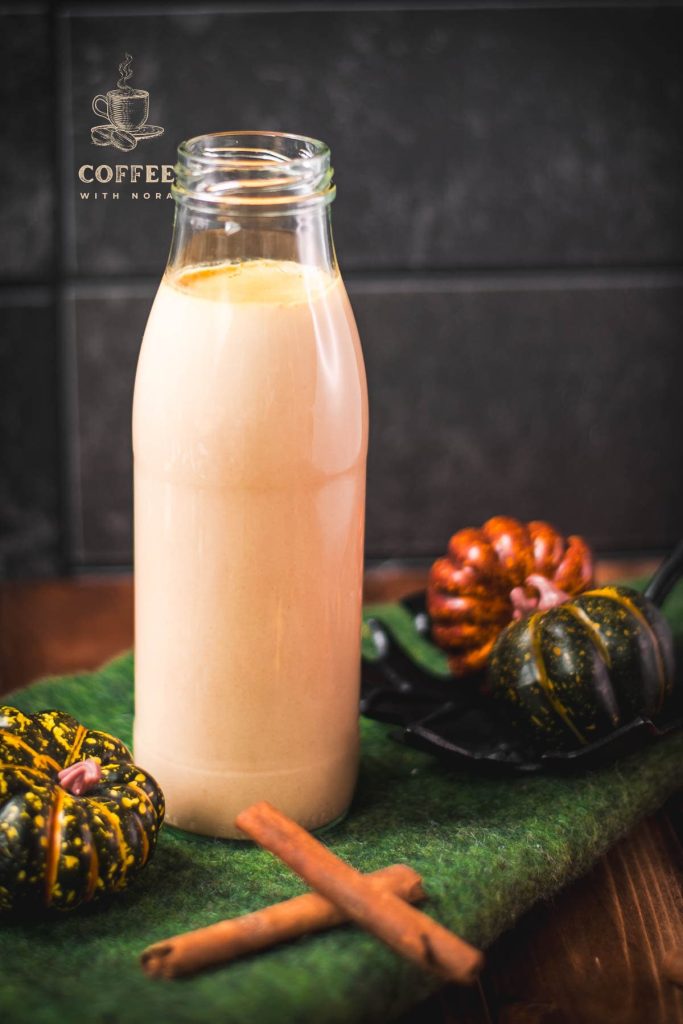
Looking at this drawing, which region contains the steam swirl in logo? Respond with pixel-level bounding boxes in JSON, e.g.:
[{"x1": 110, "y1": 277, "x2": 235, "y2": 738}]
[{"x1": 117, "y1": 53, "x2": 134, "y2": 92}]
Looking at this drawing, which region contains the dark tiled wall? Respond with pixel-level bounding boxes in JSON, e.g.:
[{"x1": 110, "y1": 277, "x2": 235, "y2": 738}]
[
  {"x1": 1, "y1": 4, "x2": 683, "y2": 576},
  {"x1": 0, "y1": 15, "x2": 54, "y2": 279},
  {"x1": 0, "y1": 294, "x2": 60, "y2": 575}
]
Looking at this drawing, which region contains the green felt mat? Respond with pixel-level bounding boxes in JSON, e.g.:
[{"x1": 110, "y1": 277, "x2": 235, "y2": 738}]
[{"x1": 2, "y1": 582, "x2": 683, "y2": 1024}]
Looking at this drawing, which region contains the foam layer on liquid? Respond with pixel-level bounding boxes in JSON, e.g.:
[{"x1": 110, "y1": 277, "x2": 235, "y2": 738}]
[{"x1": 170, "y1": 258, "x2": 336, "y2": 305}]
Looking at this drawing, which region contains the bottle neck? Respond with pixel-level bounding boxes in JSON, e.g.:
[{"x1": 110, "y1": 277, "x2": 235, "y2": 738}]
[
  {"x1": 166, "y1": 131, "x2": 338, "y2": 278},
  {"x1": 166, "y1": 202, "x2": 338, "y2": 277}
]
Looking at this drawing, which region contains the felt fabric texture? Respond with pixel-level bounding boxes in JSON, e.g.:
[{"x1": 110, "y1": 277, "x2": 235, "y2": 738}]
[{"x1": 1, "y1": 581, "x2": 682, "y2": 1024}]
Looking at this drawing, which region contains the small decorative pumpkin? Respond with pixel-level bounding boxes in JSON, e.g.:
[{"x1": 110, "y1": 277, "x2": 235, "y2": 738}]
[
  {"x1": 487, "y1": 585, "x2": 675, "y2": 752},
  {"x1": 0, "y1": 707, "x2": 164, "y2": 913},
  {"x1": 428, "y1": 516, "x2": 594, "y2": 675}
]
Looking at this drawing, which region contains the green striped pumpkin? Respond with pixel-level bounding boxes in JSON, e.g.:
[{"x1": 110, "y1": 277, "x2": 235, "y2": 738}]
[
  {"x1": 488, "y1": 586, "x2": 675, "y2": 752},
  {"x1": 0, "y1": 707, "x2": 164, "y2": 913}
]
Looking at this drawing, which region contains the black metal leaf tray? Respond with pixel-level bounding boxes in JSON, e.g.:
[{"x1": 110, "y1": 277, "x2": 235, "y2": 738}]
[{"x1": 360, "y1": 591, "x2": 683, "y2": 775}]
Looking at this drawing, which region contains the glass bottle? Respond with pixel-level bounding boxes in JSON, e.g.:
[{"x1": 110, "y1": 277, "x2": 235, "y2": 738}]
[{"x1": 132, "y1": 132, "x2": 369, "y2": 838}]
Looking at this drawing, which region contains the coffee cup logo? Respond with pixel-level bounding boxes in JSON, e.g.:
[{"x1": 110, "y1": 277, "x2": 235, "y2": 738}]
[{"x1": 91, "y1": 54, "x2": 163, "y2": 152}]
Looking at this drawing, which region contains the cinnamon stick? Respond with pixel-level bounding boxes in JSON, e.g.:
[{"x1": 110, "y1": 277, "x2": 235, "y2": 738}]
[
  {"x1": 235, "y1": 801, "x2": 484, "y2": 985},
  {"x1": 141, "y1": 863, "x2": 424, "y2": 979}
]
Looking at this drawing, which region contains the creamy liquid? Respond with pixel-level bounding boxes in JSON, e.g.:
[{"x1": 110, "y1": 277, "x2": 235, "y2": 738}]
[{"x1": 132, "y1": 259, "x2": 368, "y2": 838}]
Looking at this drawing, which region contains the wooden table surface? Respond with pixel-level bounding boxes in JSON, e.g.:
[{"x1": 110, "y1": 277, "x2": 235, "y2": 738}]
[{"x1": 1, "y1": 559, "x2": 681, "y2": 1024}]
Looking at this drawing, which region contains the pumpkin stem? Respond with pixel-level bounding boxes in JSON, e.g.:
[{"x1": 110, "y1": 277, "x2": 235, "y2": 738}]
[
  {"x1": 644, "y1": 540, "x2": 683, "y2": 607},
  {"x1": 510, "y1": 574, "x2": 571, "y2": 620},
  {"x1": 58, "y1": 758, "x2": 102, "y2": 795}
]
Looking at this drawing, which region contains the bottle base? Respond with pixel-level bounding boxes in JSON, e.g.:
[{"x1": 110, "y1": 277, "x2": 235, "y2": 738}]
[
  {"x1": 134, "y1": 736, "x2": 359, "y2": 840},
  {"x1": 164, "y1": 805, "x2": 350, "y2": 844}
]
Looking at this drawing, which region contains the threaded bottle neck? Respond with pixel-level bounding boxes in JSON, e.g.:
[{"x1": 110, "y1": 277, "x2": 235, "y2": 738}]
[{"x1": 172, "y1": 131, "x2": 335, "y2": 213}]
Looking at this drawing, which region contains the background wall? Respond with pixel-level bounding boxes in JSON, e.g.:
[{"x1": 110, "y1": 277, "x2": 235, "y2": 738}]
[{"x1": 1, "y1": 2, "x2": 682, "y2": 577}]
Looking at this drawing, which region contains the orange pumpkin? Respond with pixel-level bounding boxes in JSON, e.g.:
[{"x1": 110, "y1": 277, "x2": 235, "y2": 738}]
[{"x1": 427, "y1": 516, "x2": 594, "y2": 676}]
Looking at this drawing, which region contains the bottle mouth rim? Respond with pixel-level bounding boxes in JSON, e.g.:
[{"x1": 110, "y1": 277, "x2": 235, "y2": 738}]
[{"x1": 174, "y1": 130, "x2": 335, "y2": 209}]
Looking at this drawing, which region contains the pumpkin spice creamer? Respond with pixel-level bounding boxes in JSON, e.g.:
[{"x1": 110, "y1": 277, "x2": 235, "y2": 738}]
[{"x1": 132, "y1": 133, "x2": 368, "y2": 838}]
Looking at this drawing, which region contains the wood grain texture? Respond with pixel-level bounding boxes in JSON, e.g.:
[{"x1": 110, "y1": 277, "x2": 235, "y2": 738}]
[
  {"x1": 478, "y1": 805, "x2": 683, "y2": 1024},
  {"x1": 401, "y1": 804, "x2": 683, "y2": 1024},
  {"x1": 0, "y1": 576, "x2": 133, "y2": 695}
]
